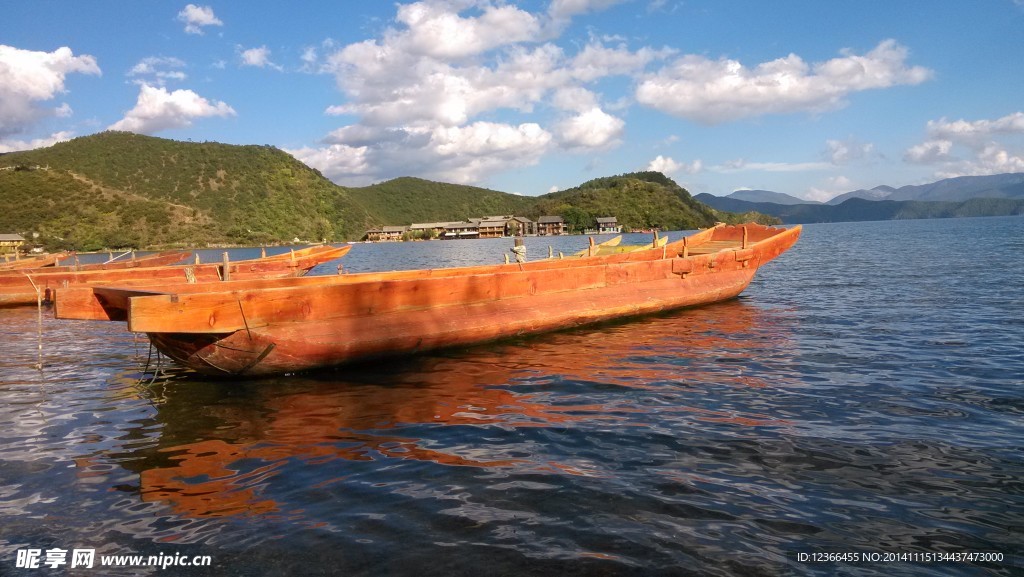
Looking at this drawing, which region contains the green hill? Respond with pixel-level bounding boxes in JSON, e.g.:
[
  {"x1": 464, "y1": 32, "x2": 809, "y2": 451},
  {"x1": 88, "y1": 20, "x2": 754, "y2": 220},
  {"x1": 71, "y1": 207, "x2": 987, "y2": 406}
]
[
  {"x1": 534, "y1": 171, "x2": 725, "y2": 232},
  {"x1": 351, "y1": 177, "x2": 536, "y2": 225},
  {"x1": 0, "y1": 132, "x2": 773, "y2": 250},
  {"x1": 0, "y1": 131, "x2": 379, "y2": 249}
]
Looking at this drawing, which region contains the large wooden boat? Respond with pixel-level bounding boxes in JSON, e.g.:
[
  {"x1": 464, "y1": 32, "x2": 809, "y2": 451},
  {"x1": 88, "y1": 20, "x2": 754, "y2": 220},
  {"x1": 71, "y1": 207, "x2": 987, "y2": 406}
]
[
  {"x1": 0, "y1": 244, "x2": 350, "y2": 308},
  {"x1": 55, "y1": 223, "x2": 799, "y2": 377}
]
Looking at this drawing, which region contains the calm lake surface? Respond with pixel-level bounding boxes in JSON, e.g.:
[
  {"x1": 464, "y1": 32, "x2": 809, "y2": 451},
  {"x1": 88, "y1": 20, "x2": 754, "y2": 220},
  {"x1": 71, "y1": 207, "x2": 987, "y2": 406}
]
[{"x1": 1, "y1": 218, "x2": 1022, "y2": 576}]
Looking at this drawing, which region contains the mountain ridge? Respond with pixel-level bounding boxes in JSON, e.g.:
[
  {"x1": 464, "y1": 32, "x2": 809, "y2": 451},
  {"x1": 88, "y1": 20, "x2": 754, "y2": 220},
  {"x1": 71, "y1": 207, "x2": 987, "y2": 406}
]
[{"x1": 0, "y1": 132, "x2": 774, "y2": 250}]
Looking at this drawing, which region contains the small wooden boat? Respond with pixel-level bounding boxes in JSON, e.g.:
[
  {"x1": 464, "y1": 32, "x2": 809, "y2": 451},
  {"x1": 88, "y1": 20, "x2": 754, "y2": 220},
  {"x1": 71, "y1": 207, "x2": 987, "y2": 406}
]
[
  {"x1": 572, "y1": 235, "x2": 622, "y2": 256},
  {"x1": 572, "y1": 233, "x2": 669, "y2": 257},
  {"x1": 3, "y1": 250, "x2": 192, "y2": 275},
  {"x1": 55, "y1": 224, "x2": 799, "y2": 377},
  {"x1": 0, "y1": 244, "x2": 350, "y2": 308},
  {"x1": 0, "y1": 252, "x2": 69, "y2": 271}
]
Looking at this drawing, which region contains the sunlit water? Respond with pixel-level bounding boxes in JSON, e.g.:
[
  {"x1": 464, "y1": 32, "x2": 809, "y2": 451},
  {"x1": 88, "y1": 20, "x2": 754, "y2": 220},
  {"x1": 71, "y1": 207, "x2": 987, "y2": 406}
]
[{"x1": 1, "y1": 220, "x2": 1021, "y2": 576}]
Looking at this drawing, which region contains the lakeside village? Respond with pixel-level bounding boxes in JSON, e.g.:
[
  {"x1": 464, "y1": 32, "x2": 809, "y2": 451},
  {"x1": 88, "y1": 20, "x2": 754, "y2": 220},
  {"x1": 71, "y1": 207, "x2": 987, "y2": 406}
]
[{"x1": 364, "y1": 215, "x2": 623, "y2": 242}]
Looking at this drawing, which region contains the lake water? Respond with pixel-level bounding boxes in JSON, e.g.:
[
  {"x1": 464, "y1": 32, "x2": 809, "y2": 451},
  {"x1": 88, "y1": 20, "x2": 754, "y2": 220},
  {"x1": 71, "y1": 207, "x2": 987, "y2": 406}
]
[{"x1": 1, "y1": 218, "x2": 1021, "y2": 576}]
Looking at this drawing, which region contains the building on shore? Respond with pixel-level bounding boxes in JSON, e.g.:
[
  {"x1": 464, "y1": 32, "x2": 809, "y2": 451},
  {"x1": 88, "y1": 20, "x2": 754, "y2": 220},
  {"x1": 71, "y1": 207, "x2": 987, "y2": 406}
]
[
  {"x1": 595, "y1": 217, "x2": 622, "y2": 234},
  {"x1": 441, "y1": 221, "x2": 480, "y2": 239},
  {"x1": 364, "y1": 213, "x2": 618, "y2": 241},
  {"x1": 0, "y1": 234, "x2": 25, "y2": 254},
  {"x1": 409, "y1": 222, "x2": 456, "y2": 239},
  {"x1": 537, "y1": 216, "x2": 567, "y2": 236},
  {"x1": 364, "y1": 225, "x2": 409, "y2": 242}
]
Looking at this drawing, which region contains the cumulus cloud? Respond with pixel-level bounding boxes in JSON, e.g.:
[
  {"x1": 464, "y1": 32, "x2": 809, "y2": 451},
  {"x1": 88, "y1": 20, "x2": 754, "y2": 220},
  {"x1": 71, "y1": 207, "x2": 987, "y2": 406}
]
[
  {"x1": 557, "y1": 107, "x2": 624, "y2": 150},
  {"x1": 635, "y1": 39, "x2": 932, "y2": 123},
  {"x1": 805, "y1": 175, "x2": 855, "y2": 202},
  {"x1": 925, "y1": 112, "x2": 1024, "y2": 146},
  {"x1": 904, "y1": 139, "x2": 954, "y2": 164},
  {"x1": 904, "y1": 112, "x2": 1024, "y2": 176},
  {"x1": 394, "y1": 1, "x2": 542, "y2": 59},
  {"x1": 549, "y1": 0, "x2": 627, "y2": 21},
  {"x1": 0, "y1": 130, "x2": 74, "y2": 153},
  {"x1": 239, "y1": 46, "x2": 282, "y2": 70},
  {"x1": 293, "y1": 121, "x2": 552, "y2": 186},
  {"x1": 825, "y1": 138, "x2": 875, "y2": 164},
  {"x1": 128, "y1": 56, "x2": 187, "y2": 86},
  {"x1": 302, "y1": 4, "x2": 932, "y2": 188},
  {"x1": 647, "y1": 155, "x2": 701, "y2": 175},
  {"x1": 305, "y1": 1, "x2": 656, "y2": 185},
  {"x1": 177, "y1": 4, "x2": 222, "y2": 35},
  {"x1": 569, "y1": 40, "x2": 674, "y2": 82},
  {"x1": 0, "y1": 45, "x2": 100, "y2": 138},
  {"x1": 108, "y1": 84, "x2": 236, "y2": 134}
]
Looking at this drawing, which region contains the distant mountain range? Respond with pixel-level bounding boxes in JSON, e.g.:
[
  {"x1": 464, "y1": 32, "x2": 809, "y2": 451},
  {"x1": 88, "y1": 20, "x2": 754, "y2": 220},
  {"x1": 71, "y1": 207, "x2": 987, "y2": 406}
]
[{"x1": 698, "y1": 173, "x2": 1024, "y2": 223}]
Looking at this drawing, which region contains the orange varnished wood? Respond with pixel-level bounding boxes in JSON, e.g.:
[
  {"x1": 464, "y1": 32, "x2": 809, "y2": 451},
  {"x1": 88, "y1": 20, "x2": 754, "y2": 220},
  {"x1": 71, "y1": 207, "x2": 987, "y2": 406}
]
[
  {"x1": 2, "y1": 245, "x2": 349, "y2": 309},
  {"x1": 55, "y1": 224, "x2": 800, "y2": 375}
]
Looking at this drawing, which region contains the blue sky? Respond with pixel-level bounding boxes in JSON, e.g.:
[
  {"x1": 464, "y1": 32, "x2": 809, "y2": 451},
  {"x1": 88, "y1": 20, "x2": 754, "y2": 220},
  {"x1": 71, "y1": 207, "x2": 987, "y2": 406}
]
[{"x1": 2, "y1": 1, "x2": 1023, "y2": 200}]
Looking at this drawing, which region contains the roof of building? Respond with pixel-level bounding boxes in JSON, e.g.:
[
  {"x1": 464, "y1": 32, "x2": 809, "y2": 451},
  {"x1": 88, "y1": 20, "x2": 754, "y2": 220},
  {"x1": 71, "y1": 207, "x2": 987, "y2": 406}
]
[
  {"x1": 537, "y1": 216, "x2": 564, "y2": 223},
  {"x1": 595, "y1": 217, "x2": 618, "y2": 224},
  {"x1": 382, "y1": 225, "x2": 409, "y2": 233},
  {"x1": 444, "y1": 222, "x2": 478, "y2": 230},
  {"x1": 410, "y1": 222, "x2": 456, "y2": 229},
  {"x1": 0, "y1": 234, "x2": 26, "y2": 242}
]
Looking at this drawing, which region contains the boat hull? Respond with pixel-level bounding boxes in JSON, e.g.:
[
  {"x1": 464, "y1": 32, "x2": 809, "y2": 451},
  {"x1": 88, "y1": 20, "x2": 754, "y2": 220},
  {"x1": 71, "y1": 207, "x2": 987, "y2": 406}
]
[
  {"x1": 149, "y1": 266, "x2": 756, "y2": 376},
  {"x1": 1, "y1": 245, "x2": 349, "y2": 308}
]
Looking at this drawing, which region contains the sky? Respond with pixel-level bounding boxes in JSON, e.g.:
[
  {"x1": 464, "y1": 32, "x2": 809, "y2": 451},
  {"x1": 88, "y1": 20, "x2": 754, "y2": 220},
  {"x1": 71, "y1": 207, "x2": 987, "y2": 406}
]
[{"x1": 2, "y1": 1, "x2": 1023, "y2": 201}]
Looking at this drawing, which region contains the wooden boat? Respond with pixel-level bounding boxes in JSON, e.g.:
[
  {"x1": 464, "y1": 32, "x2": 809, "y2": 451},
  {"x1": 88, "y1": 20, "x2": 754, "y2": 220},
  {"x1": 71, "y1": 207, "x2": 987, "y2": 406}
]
[
  {"x1": 571, "y1": 233, "x2": 669, "y2": 257},
  {"x1": 2, "y1": 250, "x2": 192, "y2": 275},
  {"x1": 0, "y1": 252, "x2": 69, "y2": 271},
  {"x1": 0, "y1": 244, "x2": 350, "y2": 308},
  {"x1": 572, "y1": 234, "x2": 622, "y2": 256},
  {"x1": 55, "y1": 223, "x2": 800, "y2": 377}
]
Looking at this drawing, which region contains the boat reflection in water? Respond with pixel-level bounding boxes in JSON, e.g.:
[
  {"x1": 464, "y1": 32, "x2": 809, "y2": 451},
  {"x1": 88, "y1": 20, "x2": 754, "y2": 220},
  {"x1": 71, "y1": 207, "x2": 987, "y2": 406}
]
[{"x1": 103, "y1": 297, "x2": 795, "y2": 524}]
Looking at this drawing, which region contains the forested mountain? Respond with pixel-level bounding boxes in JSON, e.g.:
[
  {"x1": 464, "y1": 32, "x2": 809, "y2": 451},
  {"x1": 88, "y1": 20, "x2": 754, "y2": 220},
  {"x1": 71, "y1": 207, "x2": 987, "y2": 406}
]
[
  {"x1": 0, "y1": 132, "x2": 372, "y2": 248},
  {"x1": 0, "y1": 132, "x2": 772, "y2": 250}
]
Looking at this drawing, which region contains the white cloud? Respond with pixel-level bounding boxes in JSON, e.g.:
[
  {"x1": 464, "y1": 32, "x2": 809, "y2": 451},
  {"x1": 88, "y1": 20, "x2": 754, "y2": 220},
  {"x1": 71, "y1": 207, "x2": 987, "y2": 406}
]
[
  {"x1": 177, "y1": 4, "x2": 223, "y2": 35},
  {"x1": 635, "y1": 39, "x2": 932, "y2": 123},
  {"x1": 239, "y1": 46, "x2": 282, "y2": 71},
  {"x1": 904, "y1": 111, "x2": 1024, "y2": 177},
  {"x1": 550, "y1": 86, "x2": 599, "y2": 112},
  {"x1": 904, "y1": 139, "x2": 954, "y2": 164},
  {"x1": 825, "y1": 138, "x2": 875, "y2": 164},
  {"x1": 549, "y1": 0, "x2": 627, "y2": 20},
  {"x1": 287, "y1": 144, "x2": 372, "y2": 183},
  {"x1": 0, "y1": 45, "x2": 100, "y2": 137},
  {"x1": 128, "y1": 56, "x2": 187, "y2": 86},
  {"x1": 293, "y1": 121, "x2": 552, "y2": 186},
  {"x1": 647, "y1": 155, "x2": 701, "y2": 175},
  {"x1": 714, "y1": 159, "x2": 831, "y2": 172},
  {"x1": 394, "y1": 2, "x2": 542, "y2": 59},
  {"x1": 308, "y1": 1, "x2": 656, "y2": 185},
  {"x1": 925, "y1": 112, "x2": 1024, "y2": 146},
  {"x1": 805, "y1": 175, "x2": 854, "y2": 202},
  {"x1": 569, "y1": 41, "x2": 674, "y2": 82},
  {"x1": 108, "y1": 84, "x2": 236, "y2": 134},
  {"x1": 0, "y1": 130, "x2": 74, "y2": 153},
  {"x1": 556, "y1": 107, "x2": 624, "y2": 150}
]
